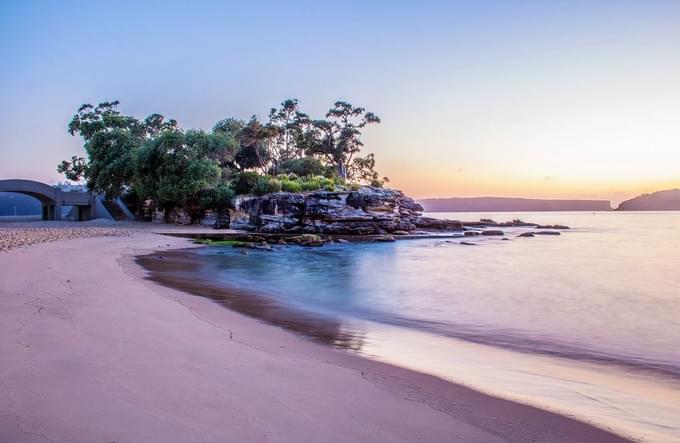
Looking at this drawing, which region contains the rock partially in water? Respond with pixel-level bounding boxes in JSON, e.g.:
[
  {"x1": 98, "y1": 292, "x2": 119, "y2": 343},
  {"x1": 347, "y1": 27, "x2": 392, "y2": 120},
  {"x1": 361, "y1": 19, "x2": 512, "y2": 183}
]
[
  {"x1": 518, "y1": 232, "x2": 535, "y2": 238},
  {"x1": 226, "y1": 186, "x2": 445, "y2": 235},
  {"x1": 374, "y1": 235, "x2": 395, "y2": 242},
  {"x1": 415, "y1": 217, "x2": 464, "y2": 231},
  {"x1": 497, "y1": 219, "x2": 539, "y2": 227},
  {"x1": 481, "y1": 230, "x2": 504, "y2": 236},
  {"x1": 288, "y1": 234, "x2": 327, "y2": 247},
  {"x1": 535, "y1": 224, "x2": 570, "y2": 230},
  {"x1": 535, "y1": 231, "x2": 561, "y2": 236}
]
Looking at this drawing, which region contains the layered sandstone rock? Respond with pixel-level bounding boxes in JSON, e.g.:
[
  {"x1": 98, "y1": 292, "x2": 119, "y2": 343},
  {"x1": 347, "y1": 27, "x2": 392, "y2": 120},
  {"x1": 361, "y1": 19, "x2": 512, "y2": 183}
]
[{"x1": 226, "y1": 187, "x2": 460, "y2": 234}]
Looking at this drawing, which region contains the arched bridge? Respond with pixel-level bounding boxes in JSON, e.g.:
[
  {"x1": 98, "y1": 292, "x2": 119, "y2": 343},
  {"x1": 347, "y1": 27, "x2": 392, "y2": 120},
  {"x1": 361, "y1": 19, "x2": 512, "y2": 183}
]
[{"x1": 0, "y1": 179, "x2": 94, "y2": 220}]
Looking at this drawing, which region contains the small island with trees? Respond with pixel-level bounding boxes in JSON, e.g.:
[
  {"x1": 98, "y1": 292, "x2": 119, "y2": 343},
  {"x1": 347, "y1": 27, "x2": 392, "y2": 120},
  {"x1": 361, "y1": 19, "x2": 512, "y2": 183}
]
[
  {"x1": 58, "y1": 100, "x2": 406, "y2": 228},
  {"x1": 57, "y1": 100, "x2": 573, "y2": 241}
]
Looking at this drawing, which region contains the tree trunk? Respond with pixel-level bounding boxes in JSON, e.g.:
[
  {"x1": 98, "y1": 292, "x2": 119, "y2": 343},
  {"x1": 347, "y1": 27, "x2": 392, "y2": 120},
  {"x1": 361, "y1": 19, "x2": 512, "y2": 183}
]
[{"x1": 336, "y1": 163, "x2": 347, "y2": 181}]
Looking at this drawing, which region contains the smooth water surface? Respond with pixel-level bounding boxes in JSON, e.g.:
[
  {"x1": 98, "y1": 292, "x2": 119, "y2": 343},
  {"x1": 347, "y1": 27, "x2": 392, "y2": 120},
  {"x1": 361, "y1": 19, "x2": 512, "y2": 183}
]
[{"x1": 192, "y1": 211, "x2": 680, "y2": 441}]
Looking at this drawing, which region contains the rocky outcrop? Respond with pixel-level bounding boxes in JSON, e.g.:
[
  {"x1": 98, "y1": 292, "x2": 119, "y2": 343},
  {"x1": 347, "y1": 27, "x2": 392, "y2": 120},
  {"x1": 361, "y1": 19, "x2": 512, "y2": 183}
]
[{"x1": 226, "y1": 187, "x2": 457, "y2": 234}]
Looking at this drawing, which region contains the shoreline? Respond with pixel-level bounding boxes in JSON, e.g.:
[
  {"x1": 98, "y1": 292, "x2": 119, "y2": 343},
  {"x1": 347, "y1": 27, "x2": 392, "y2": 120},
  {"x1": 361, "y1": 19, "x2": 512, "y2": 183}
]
[{"x1": 0, "y1": 229, "x2": 630, "y2": 442}]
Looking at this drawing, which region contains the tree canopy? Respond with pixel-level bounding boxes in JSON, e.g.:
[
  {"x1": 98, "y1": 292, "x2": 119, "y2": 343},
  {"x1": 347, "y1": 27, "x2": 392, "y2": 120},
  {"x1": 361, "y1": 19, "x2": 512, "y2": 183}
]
[{"x1": 60, "y1": 99, "x2": 386, "y2": 221}]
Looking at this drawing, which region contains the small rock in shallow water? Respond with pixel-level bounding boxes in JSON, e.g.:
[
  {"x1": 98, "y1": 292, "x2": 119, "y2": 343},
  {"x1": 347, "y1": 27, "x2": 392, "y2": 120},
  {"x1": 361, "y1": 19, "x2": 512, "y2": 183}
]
[
  {"x1": 481, "y1": 230, "x2": 504, "y2": 236},
  {"x1": 460, "y1": 241, "x2": 477, "y2": 246},
  {"x1": 535, "y1": 231, "x2": 561, "y2": 236},
  {"x1": 374, "y1": 235, "x2": 395, "y2": 242},
  {"x1": 518, "y1": 232, "x2": 535, "y2": 238}
]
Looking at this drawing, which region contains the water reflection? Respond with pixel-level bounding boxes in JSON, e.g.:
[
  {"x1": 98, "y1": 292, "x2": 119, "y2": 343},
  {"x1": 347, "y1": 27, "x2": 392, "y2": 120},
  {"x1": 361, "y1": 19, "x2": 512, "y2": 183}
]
[{"x1": 136, "y1": 251, "x2": 366, "y2": 351}]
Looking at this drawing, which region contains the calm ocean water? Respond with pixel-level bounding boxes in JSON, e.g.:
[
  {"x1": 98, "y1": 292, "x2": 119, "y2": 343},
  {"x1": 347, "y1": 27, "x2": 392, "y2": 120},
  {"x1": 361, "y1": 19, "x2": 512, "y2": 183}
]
[{"x1": 191, "y1": 211, "x2": 680, "y2": 441}]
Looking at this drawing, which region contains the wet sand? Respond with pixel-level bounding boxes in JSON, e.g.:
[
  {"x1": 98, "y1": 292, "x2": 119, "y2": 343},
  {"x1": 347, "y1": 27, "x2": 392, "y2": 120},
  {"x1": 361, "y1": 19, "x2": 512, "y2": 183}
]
[{"x1": 0, "y1": 229, "x2": 630, "y2": 442}]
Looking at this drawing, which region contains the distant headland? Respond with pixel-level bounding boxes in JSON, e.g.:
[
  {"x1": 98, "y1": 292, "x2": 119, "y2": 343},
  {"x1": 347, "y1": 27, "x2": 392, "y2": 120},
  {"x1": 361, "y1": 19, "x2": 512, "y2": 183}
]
[
  {"x1": 616, "y1": 189, "x2": 680, "y2": 211},
  {"x1": 419, "y1": 197, "x2": 612, "y2": 212}
]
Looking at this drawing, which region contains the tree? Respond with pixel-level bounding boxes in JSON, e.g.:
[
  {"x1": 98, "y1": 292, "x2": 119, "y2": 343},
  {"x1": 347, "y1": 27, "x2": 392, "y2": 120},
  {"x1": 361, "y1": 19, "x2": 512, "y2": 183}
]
[
  {"x1": 303, "y1": 101, "x2": 380, "y2": 180},
  {"x1": 62, "y1": 101, "x2": 179, "y2": 196},
  {"x1": 277, "y1": 157, "x2": 329, "y2": 177},
  {"x1": 234, "y1": 117, "x2": 271, "y2": 173},
  {"x1": 57, "y1": 156, "x2": 87, "y2": 182},
  {"x1": 266, "y1": 99, "x2": 309, "y2": 171},
  {"x1": 348, "y1": 153, "x2": 389, "y2": 187},
  {"x1": 58, "y1": 98, "x2": 389, "y2": 223},
  {"x1": 144, "y1": 113, "x2": 178, "y2": 136},
  {"x1": 213, "y1": 117, "x2": 245, "y2": 137},
  {"x1": 133, "y1": 130, "x2": 221, "y2": 221},
  {"x1": 67, "y1": 101, "x2": 143, "y2": 140}
]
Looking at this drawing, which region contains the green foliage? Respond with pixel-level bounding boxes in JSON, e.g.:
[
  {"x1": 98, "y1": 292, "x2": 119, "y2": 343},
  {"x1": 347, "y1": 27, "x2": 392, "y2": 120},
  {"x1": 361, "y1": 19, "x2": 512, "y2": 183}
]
[
  {"x1": 277, "y1": 157, "x2": 329, "y2": 177},
  {"x1": 302, "y1": 101, "x2": 381, "y2": 180},
  {"x1": 266, "y1": 99, "x2": 309, "y2": 167},
  {"x1": 234, "y1": 117, "x2": 272, "y2": 172},
  {"x1": 280, "y1": 178, "x2": 303, "y2": 193},
  {"x1": 67, "y1": 101, "x2": 143, "y2": 140},
  {"x1": 348, "y1": 153, "x2": 389, "y2": 187},
  {"x1": 212, "y1": 117, "x2": 245, "y2": 137},
  {"x1": 64, "y1": 101, "x2": 178, "y2": 196},
  {"x1": 278, "y1": 175, "x2": 336, "y2": 193},
  {"x1": 193, "y1": 239, "x2": 240, "y2": 246},
  {"x1": 231, "y1": 171, "x2": 261, "y2": 195},
  {"x1": 253, "y1": 176, "x2": 282, "y2": 196},
  {"x1": 83, "y1": 129, "x2": 139, "y2": 195},
  {"x1": 196, "y1": 184, "x2": 235, "y2": 211},
  {"x1": 132, "y1": 130, "x2": 222, "y2": 215},
  {"x1": 57, "y1": 156, "x2": 87, "y2": 182},
  {"x1": 60, "y1": 98, "x2": 386, "y2": 223}
]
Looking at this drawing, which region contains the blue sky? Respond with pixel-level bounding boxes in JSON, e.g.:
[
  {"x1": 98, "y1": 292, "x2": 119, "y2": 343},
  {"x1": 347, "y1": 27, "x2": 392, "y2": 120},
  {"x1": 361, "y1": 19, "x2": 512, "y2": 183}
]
[{"x1": 1, "y1": 1, "x2": 679, "y2": 203}]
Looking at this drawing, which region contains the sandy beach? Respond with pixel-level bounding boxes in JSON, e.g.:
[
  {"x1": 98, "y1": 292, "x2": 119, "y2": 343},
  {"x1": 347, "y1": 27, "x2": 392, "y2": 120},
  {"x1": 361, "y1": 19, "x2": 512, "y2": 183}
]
[{"x1": 0, "y1": 226, "x2": 630, "y2": 442}]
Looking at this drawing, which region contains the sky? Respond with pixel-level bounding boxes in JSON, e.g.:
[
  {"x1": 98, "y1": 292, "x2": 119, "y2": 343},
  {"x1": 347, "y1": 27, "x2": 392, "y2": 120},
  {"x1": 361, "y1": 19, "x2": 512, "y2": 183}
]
[{"x1": 1, "y1": 0, "x2": 679, "y2": 205}]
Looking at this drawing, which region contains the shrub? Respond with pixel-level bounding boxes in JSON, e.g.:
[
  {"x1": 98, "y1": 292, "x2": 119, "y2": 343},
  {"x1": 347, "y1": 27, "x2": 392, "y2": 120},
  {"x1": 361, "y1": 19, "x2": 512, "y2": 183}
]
[
  {"x1": 277, "y1": 157, "x2": 328, "y2": 177},
  {"x1": 253, "y1": 176, "x2": 282, "y2": 196},
  {"x1": 280, "y1": 179, "x2": 303, "y2": 193},
  {"x1": 232, "y1": 171, "x2": 260, "y2": 195},
  {"x1": 301, "y1": 176, "x2": 335, "y2": 191},
  {"x1": 197, "y1": 184, "x2": 234, "y2": 210}
]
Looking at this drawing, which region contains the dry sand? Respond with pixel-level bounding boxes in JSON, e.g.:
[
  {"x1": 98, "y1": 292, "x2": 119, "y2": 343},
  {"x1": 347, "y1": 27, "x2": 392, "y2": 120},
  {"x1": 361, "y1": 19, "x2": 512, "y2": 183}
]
[{"x1": 0, "y1": 227, "x2": 630, "y2": 442}]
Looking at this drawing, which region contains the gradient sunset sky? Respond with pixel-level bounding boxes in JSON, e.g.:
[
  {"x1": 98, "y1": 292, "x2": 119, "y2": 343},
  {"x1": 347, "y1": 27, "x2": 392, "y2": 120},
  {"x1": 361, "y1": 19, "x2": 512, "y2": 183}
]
[{"x1": 1, "y1": 1, "x2": 679, "y2": 204}]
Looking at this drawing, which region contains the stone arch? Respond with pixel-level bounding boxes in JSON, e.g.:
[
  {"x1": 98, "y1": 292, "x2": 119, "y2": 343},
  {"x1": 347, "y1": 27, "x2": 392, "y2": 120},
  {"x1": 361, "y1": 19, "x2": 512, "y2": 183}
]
[{"x1": 0, "y1": 179, "x2": 61, "y2": 220}]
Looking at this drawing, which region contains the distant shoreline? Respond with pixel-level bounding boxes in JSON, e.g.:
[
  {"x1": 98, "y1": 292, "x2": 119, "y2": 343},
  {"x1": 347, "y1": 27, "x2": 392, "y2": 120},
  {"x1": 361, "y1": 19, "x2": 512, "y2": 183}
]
[{"x1": 419, "y1": 196, "x2": 612, "y2": 212}]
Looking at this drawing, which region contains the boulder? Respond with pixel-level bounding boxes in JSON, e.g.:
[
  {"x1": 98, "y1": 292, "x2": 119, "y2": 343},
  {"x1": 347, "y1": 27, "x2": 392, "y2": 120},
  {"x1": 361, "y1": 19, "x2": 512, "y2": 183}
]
[{"x1": 518, "y1": 232, "x2": 535, "y2": 238}]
